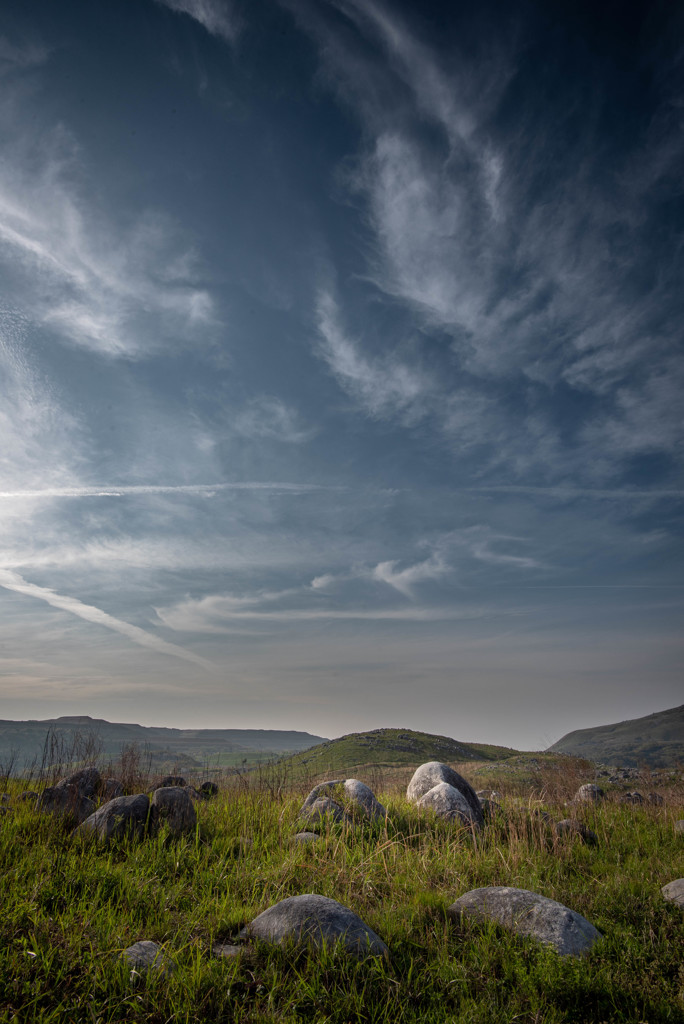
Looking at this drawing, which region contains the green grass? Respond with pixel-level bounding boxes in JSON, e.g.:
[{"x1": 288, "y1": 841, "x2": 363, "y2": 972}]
[{"x1": 0, "y1": 764, "x2": 682, "y2": 1023}]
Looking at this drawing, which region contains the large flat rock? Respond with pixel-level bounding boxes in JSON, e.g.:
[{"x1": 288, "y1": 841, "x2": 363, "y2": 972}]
[
  {"x1": 447, "y1": 886, "x2": 601, "y2": 957},
  {"x1": 239, "y1": 893, "x2": 388, "y2": 959}
]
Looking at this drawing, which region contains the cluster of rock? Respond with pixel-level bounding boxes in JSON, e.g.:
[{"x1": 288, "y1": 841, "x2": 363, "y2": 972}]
[{"x1": 295, "y1": 778, "x2": 386, "y2": 839}]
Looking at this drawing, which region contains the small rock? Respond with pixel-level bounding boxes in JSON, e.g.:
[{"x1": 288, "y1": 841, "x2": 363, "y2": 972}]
[
  {"x1": 447, "y1": 886, "x2": 601, "y2": 956},
  {"x1": 574, "y1": 784, "x2": 604, "y2": 803},
  {"x1": 479, "y1": 797, "x2": 503, "y2": 819},
  {"x1": 407, "y1": 763, "x2": 483, "y2": 825},
  {"x1": 647, "y1": 792, "x2": 664, "y2": 806},
  {"x1": 674, "y1": 820, "x2": 684, "y2": 834},
  {"x1": 417, "y1": 782, "x2": 480, "y2": 827},
  {"x1": 239, "y1": 893, "x2": 388, "y2": 959},
  {"x1": 1, "y1": 794, "x2": 10, "y2": 804},
  {"x1": 200, "y1": 781, "x2": 219, "y2": 797},
  {"x1": 150, "y1": 787, "x2": 197, "y2": 836},
  {"x1": 121, "y1": 940, "x2": 174, "y2": 976},
  {"x1": 299, "y1": 796, "x2": 347, "y2": 825},
  {"x1": 530, "y1": 809, "x2": 553, "y2": 824},
  {"x1": 213, "y1": 943, "x2": 243, "y2": 958},
  {"x1": 661, "y1": 879, "x2": 684, "y2": 909},
  {"x1": 293, "y1": 831, "x2": 321, "y2": 844},
  {"x1": 19, "y1": 791, "x2": 38, "y2": 802},
  {"x1": 555, "y1": 819, "x2": 598, "y2": 847},
  {"x1": 160, "y1": 775, "x2": 186, "y2": 788},
  {"x1": 76, "y1": 794, "x2": 152, "y2": 842},
  {"x1": 620, "y1": 791, "x2": 644, "y2": 804}
]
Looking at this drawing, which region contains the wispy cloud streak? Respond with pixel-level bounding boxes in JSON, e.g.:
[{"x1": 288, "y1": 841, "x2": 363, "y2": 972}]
[
  {"x1": 0, "y1": 570, "x2": 214, "y2": 670},
  {"x1": 0, "y1": 482, "x2": 337, "y2": 500}
]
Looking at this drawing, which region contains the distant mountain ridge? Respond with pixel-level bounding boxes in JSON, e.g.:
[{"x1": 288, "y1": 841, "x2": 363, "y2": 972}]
[
  {"x1": 547, "y1": 705, "x2": 684, "y2": 766},
  {"x1": 0, "y1": 715, "x2": 327, "y2": 772}
]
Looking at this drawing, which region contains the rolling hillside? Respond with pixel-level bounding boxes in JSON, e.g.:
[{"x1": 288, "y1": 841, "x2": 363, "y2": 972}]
[{"x1": 547, "y1": 705, "x2": 684, "y2": 766}]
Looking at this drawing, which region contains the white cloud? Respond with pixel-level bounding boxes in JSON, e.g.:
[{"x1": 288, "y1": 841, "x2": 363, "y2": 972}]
[
  {"x1": 372, "y1": 554, "x2": 447, "y2": 597},
  {"x1": 155, "y1": 0, "x2": 240, "y2": 42},
  {"x1": 0, "y1": 481, "x2": 333, "y2": 500},
  {"x1": 0, "y1": 570, "x2": 214, "y2": 669}
]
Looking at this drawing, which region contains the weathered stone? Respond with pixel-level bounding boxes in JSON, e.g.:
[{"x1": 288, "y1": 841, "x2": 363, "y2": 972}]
[
  {"x1": 574, "y1": 784, "x2": 604, "y2": 803},
  {"x1": 342, "y1": 779, "x2": 386, "y2": 821},
  {"x1": 121, "y1": 940, "x2": 174, "y2": 976},
  {"x1": 200, "y1": 781, "x2": 219, "y2": 797},
  {"x1": 151, "y1": 787, "x2": 196, "y2": 835},
  {"x1": 293, "y1": 831, "x2": 321, "y2": 844},
  {"x1": 101, "y1": 778, "x2": 124, "y2": 801},
  {"x1": 417, "y1": 782, "x2": 480, "y2": 827},
  {"x1": 674, "y1": 820, "x2": 684, "y2": 834},
  {"x1": 213, "y1": 943, "x2": 243, "y2": 958},
  {"x1": 160, "y1": 775, "x2": 186, "y2": 788},
  {"x1": 299, "y1": 796, "x2": 347, "y2": 825},
  {"x1": 620, "y1": 791, "x2": 644, "y2": 804},
  {"x1": 661, "y1": 878, "x2": 684, "y2": 909},
  {"x1": 56, "y1": 765, "x2": 101, "y2": 800},
  {"x1": 37, "y1": 784, "x2": 96, "y2": 824},
  {"x1": 447, "y1": 886, "x2": 601, "y2": 956},
  {"x1": 76, "y1": 794, "x2": 152, "y2": 842},
  {"x1": 554, "y1": 819, "x2": 599, "y2": 847},
  {"x1": 407, "y1": 763, "x2": 483, "y2": 825},
  {"x1": 647, "y1": 792, "x2": 664, "y2": 806},
  {"x1": 239, "y1": 894, "x2": 388, "y2": 959}
]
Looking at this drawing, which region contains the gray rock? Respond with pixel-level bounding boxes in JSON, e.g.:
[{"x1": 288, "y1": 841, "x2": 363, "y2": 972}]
[
  {"x1": 674, "y1": 820, "x2": 684, "y2": 834},
  {"x1": 647, "y1": 792, "x2": 664, "y2": 806},
  {"x1": 447, "y1": 886, "x2": 601, "y2": 957},
  {"x1": 76, "y1": 794, "x2": 152, "y2": 842},
  {"x1": 479, "y1": 797, "x2": 503, "y2": 819},
  {"x1": 239, "y1": 893, "x2": 388, "y2": 959},
  {"x1": 56, "y1": 765, "x2": 101, "y2": 800},
  {"x1": 200, "y1": 781, "x2": 219, "y2": 797},
  {"x1": 19, "y1": 790, "x2": 38, "y2": 802},
  {"x1": 37, "y1": 784, "x2": 96, "y2": 824},
  {"x1": 160, "y1": 775, "x2": 186, "y2": 788},
  {"x1": 293, "y1": 831, "x2": 321, "y2": 844},
  {"x1": 476, "y1": 790, "x2": 502, "y2": 801},
  {"x1": 299, "y1": 796, "x2": 347, "y2": 825},
  {"x1": 213, "y1": 943, "x2": 243, "y2": 958},
  {"x1": 407, "y1": 763, "x2": 483, "y2": 825},
  {"x1": 301, "y1": 781, "x2": 345, "y2": 809},
  {"x1": 574, "y1": 784, "x2": 604, "y2": 803},
  {"x1": 661, "y1": 878, "x2": 684, "y2": 909},
  {"x1": 555, "y1": 819, "x2": 599, "y2": 847},
  {"x1": 151, "y1": 787, "x2": 196, "y2": 836},
  {"x1": 101, "y1": 778, "x2": 124, "y2": 801},
  {"x1": 342, "y1": 779, "x2": 386, "y2": 821},
  {"x1": 121, "y1": 940, "x2": 174, "y2": 976},
  {"x1": 620, "y1": 791, "x2": 644, "y2": 804},
  {"x1": 417, "y1": 782, "x2": 480, "y2": 827}
]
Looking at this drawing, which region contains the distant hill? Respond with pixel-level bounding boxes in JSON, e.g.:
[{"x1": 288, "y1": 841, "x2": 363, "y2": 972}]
[
  {"x1": 274, "y1": 727, "x2": 523, "y2": 778},
  {"x1": 547, "y1": 705, "x2": 684, "y2": 766},
  {"x1": 0, "y1": 716, "x2": 327, "y2": 774}
]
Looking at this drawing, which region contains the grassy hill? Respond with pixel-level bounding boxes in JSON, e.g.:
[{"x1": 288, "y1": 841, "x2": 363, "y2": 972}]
[
  {"x1": 274, "y1": 727, "x2": 524, "y2": 779},
  {"x1": 547, "y1": 705, "x2": 684, "y2": 767}
]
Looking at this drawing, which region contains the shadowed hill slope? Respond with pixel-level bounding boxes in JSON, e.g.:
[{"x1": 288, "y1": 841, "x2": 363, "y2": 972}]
[{"x1": 547, "y1": 705, "x2": 684, "y2": 766}]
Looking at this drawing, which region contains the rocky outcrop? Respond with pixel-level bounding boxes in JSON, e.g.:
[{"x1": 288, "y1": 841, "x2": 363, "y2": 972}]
[
  {"x1": 240, "y1": 894, "x2": 388, "y2": 958},
  {"x1": 447, "y1": 886, "x2": 601, "y2": 956}
]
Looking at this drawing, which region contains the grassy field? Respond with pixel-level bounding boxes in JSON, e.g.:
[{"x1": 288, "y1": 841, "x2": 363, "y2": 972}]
[{"x1": 0, "y1": 759, "x2": 682, "y2": 1023}]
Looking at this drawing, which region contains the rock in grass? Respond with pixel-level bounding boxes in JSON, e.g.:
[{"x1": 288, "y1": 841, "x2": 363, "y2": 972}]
[
  {"x1": 479, "y1": 797, "x2": 504, "y2": 819},
  {"x1": 101, "y1": 778, "x2": 124, "y2": 801},
  {"x1": 417, "y1": 782, "x2": 480, "y2": 827},
  {"x1": 293, "y1": 831, "x2": 321, "y2": 844},
  {"x1": 406, "y1": 763, "x2": 483, "y2": 826},
  {"x1": 56, "y1": 766, "x2": 101, "y2": 800},
  {"x1": 160, "y1": 775, "x2": 186, "y2": 787},
  {"x1": 574, "y1": 783, "x2": 604, "y2": 803},
  {"x1": 150, "y1": 786, "x2": 197, "y2": 836},
  {"x1": 554, "y1": 819, "x2": 599, "y2": 847},
  {"x1": 239, "y1": 894, "x2": 388, "y2": 959},
  {"x1": 447, "y1": 886, "x2": 601, "y2": 957},
  {"x1": 300, "y1": 779, "x2": 385, "y2": 822},
  {"x1": 647, "y1": 792, "x2": 664, "y2": 806},
  {"x1": 37, "y1": 784, "x2": 96, "y2": 824},
  {"x1": 213, "y1": 943, "x2": 243, "y2": 958},
  {"x1": 299, "y1": 796, "x2": 347, "y2": 825},
  {"x1": 200, "y1": 781, "x2": 219, "y2": 797},
  {"x1": 76, "y1": 794, "x2": 152, "y2": 841},
  {"x1": 121, "y1": 940, "x2": 174, "y2": 976},
  {"x1": 661, "y1": 879, "x2": 684, "y2": 909},
  {"x1": 674, "y1": 820, "x2": 684, "y2": 834},
  {"x1": 620, "y1": 791, "x2": 644, "y2": 804}
]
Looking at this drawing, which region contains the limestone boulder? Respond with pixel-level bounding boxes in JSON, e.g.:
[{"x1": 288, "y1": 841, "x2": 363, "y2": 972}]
[
  {"x1": 76, "y1": 794, "x2": 152, "y2": 842},
  {"x1": 661, "y1": 878, "x2": 684, "y2": 909},
  {"x1": 407, "y1": 763, "x2": 482, "y2": 826},
  {"x1": 150, "y1": 786, "x2": 197, "y2": 836},
  {"x1": 417, "y1": 782, "x2": 480, "y2": 827},
  {"x1": 239, "y1": 893, "x2": 388, "y2": 959},
  {"x1": 554, "y1": 819, "x2": 599, "y2": 847},
  {"x1": 37, "y1": 784, "x2": 95, "y2": 824},
  {"x1": 448, "y1": 886, "x2": 601, "y2": 956},
  {"x1": 574, "y1": 784, "x2": 604, "y2": 803}
]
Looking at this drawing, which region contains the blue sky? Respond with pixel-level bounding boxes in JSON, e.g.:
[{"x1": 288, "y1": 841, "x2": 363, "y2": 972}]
[{"x1": 0, "y1": 0, "x2": 682, "y2": 748}]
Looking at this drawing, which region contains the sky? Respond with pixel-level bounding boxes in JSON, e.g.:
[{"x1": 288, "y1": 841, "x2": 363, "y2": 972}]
[{"x1": 0, "y1": 0, "x2": 682, "y2": 750}]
